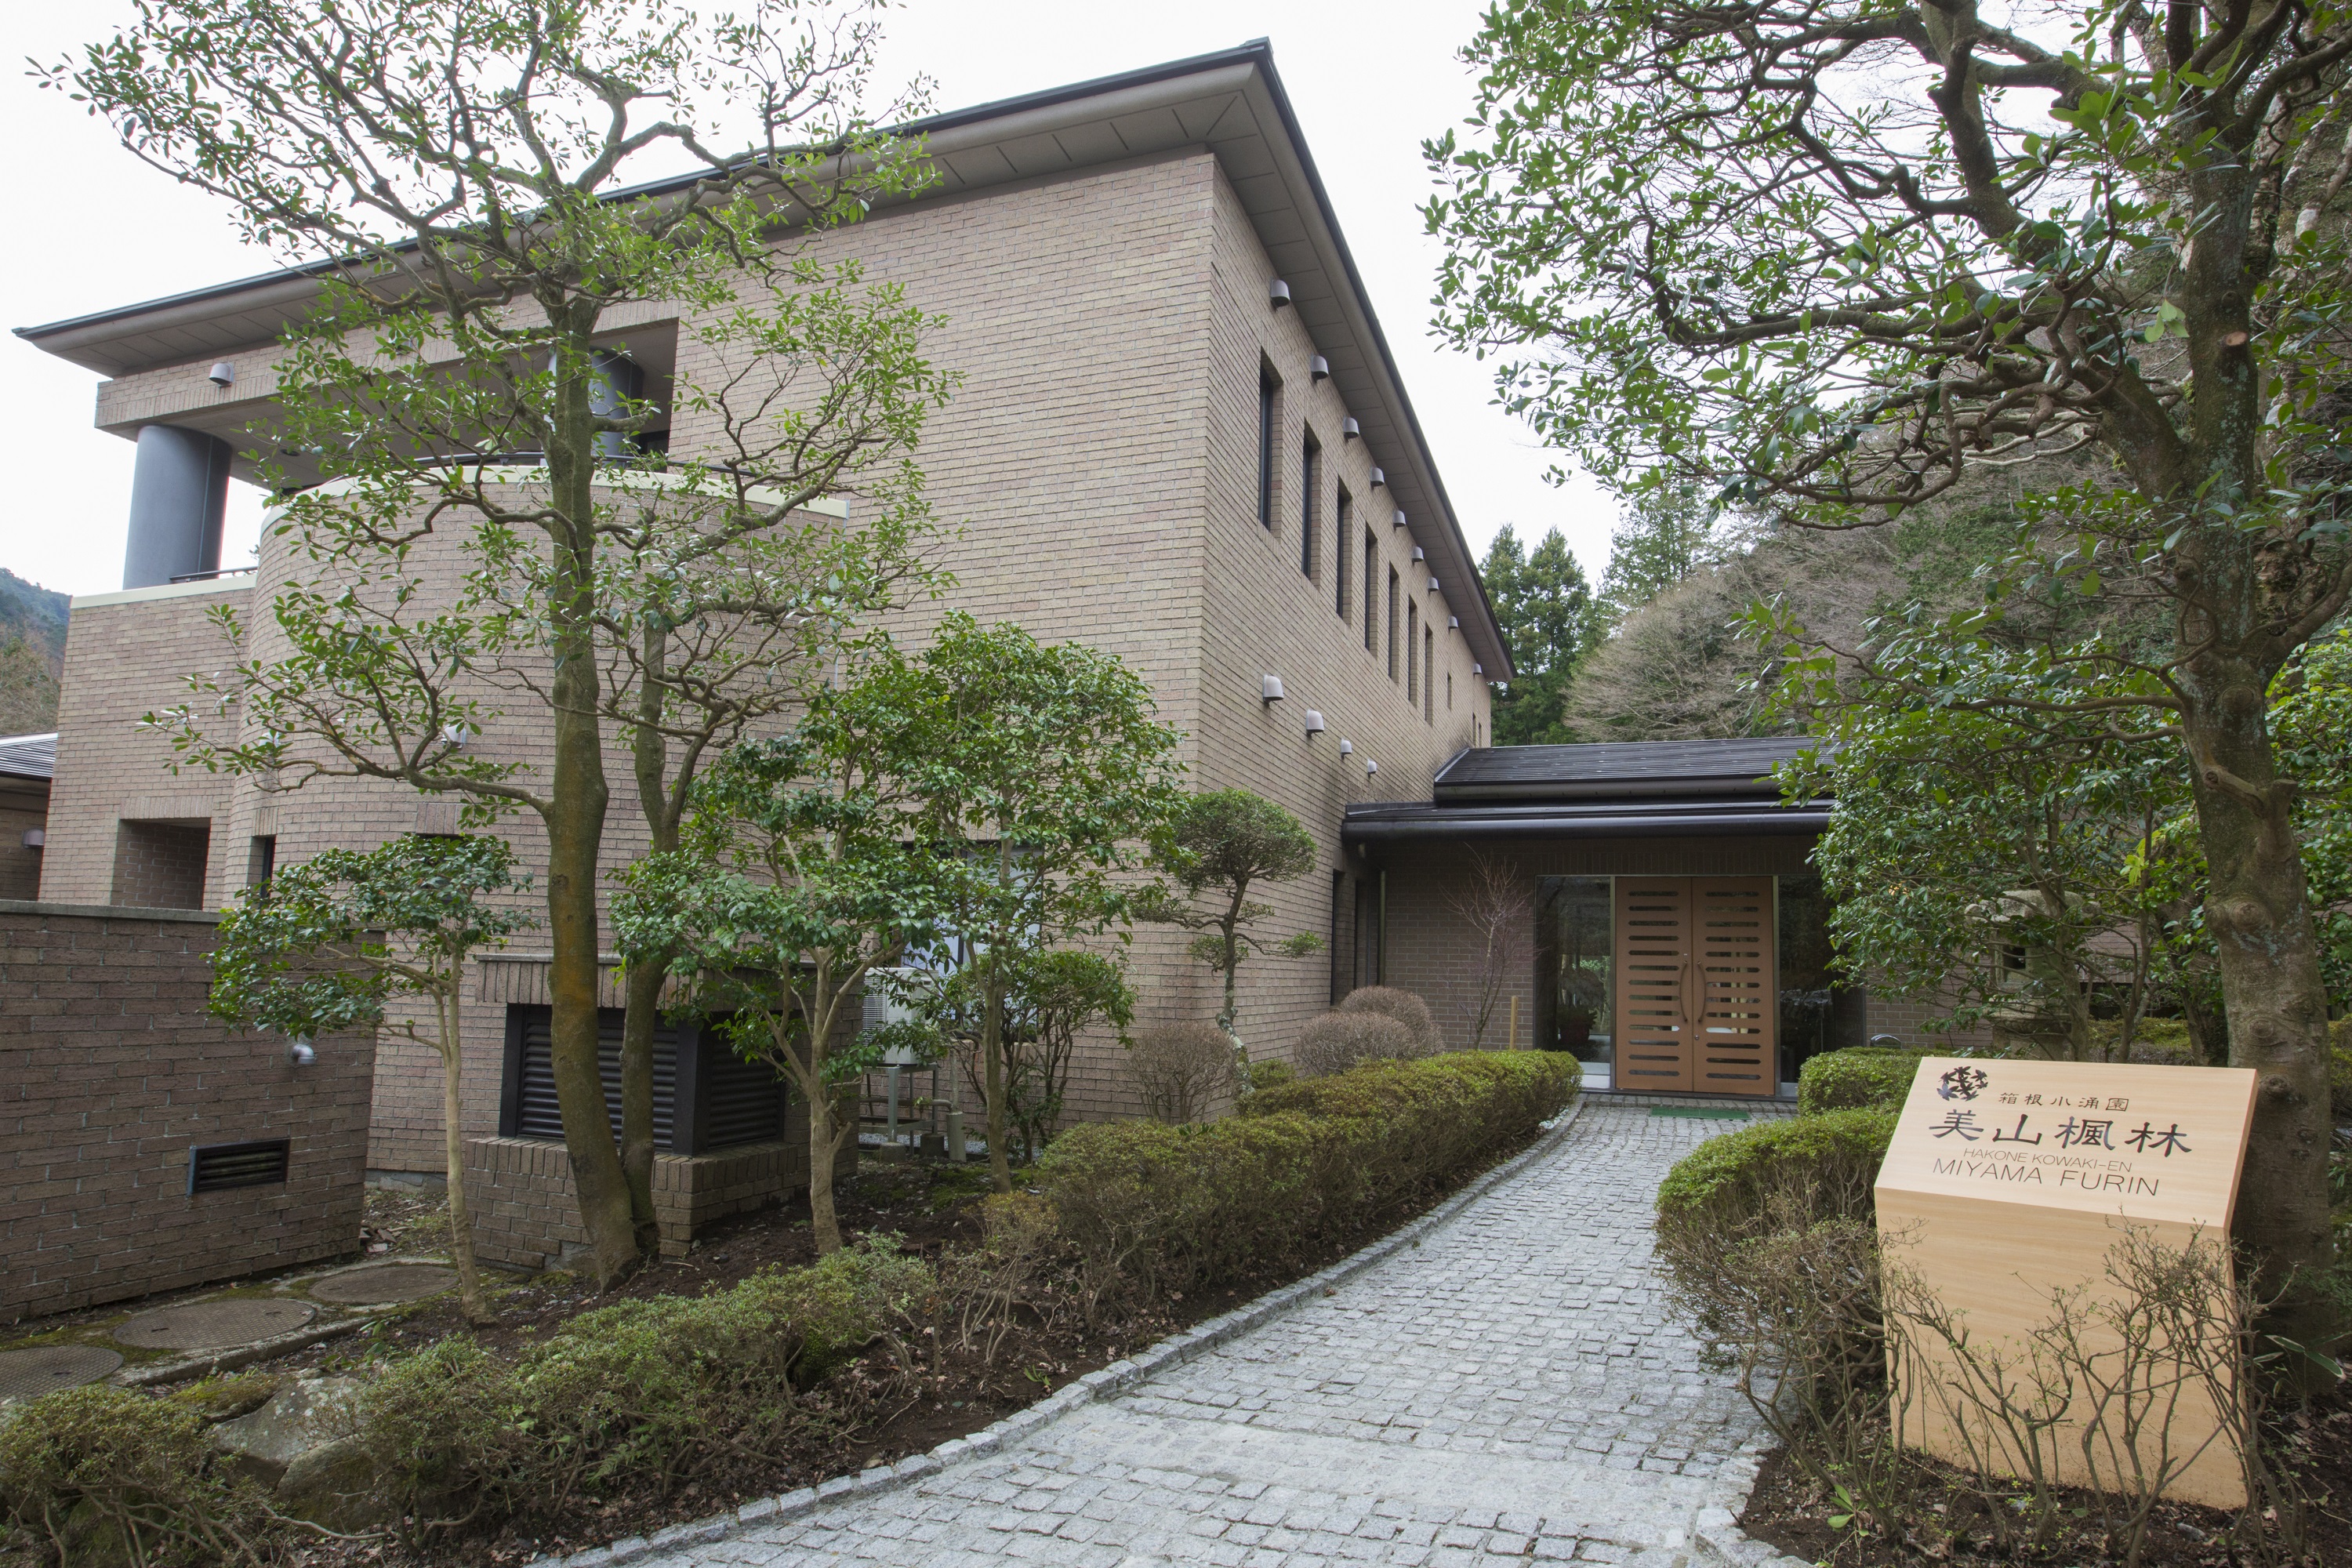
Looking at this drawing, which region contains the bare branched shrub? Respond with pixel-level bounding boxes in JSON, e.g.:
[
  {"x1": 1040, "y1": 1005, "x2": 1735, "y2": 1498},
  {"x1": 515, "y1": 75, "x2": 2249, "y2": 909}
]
[
  {"x1": 1336, "y1": 986, "x2": 1439, "y2": 1054},
  {"x1": 1444, "y1": 849, "x2": 1534, "y2": 1047},
  {"x1": 925, "y1": 1192, "x2": 1067, "y2": 1368},
  {"x1": 1125, "y1": 1022, "x2": 1238, "y2": 1123},
  {"x1": 1294, "y1": 1010, "x2": 1419, "y2": 1078}
]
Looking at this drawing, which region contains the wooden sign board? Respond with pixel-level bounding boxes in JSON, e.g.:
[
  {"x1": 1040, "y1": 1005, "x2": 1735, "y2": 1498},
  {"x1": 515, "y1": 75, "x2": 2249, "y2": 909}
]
[{"x1": 1875, "y1": 1058, "x2": 2258, "y2": 1509}]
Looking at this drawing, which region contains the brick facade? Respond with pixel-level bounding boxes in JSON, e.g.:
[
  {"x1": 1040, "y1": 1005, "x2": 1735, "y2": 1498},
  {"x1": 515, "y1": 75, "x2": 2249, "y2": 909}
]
[{"x1": 0, "y1": 902, "x2": 374, "y2": 1322}]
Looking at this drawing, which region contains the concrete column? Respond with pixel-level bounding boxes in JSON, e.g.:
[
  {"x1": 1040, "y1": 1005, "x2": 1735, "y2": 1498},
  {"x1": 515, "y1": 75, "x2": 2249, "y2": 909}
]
[{"x1": 122, "y1": 425, "x2": 232, "y2": 590}]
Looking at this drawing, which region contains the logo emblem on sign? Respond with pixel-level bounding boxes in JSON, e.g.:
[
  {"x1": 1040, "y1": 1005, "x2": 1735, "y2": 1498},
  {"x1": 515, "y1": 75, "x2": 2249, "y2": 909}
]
[{"x1": 1937, "y1": 1065, "x2": 1990, "y2": 1102}]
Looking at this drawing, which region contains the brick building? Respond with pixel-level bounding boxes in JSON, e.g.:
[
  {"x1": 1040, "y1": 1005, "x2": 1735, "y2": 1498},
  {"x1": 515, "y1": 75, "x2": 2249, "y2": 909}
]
[{"x1": 11, "y1": 41, "x2": 1918, "y2": 1268}]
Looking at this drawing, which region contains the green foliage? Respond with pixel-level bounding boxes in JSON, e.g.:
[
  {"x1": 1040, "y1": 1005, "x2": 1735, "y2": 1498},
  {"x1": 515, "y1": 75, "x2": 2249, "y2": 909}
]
[
  {"x1": 1479, "y1": 524, "x2": 1601, "y2": 745},
  {"x1": 1653, "y1": 1107, "x2": 1898, "y2": 1249},
  {"x1": 209, "y1": 833, "x2": 531, "y2": 1042},
  {"x1": 2272, "y1": 626, "x2": 2352, "y2": 1012},
  {"x1": 359, "y1": 1243, "x2": 929, "y2": 1540},
  {"x1": 1599, "y1": 486, "x2": 1723, "y2": 626},
  {"x1": 1797, "y1": 1047, "x2": 1932, "y2": 1114},
  {"x1": 1244, "y1": 1059, "x2": 1294, "y2": 1093},
  {"x1": 0, "y1": 1384, "x2": 289, "y2": 1566},
  {"x1": 1140, "y1": 789, "x2": 1322, "y2": 1036},
  {"x1": 1036, "y1": 1052, "x2": 1577, "y2": 1302}
]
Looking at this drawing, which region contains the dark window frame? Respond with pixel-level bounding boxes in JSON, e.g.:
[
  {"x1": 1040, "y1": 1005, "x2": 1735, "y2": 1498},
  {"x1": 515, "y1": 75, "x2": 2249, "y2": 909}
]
[
  {"x1": 1363, "y1": 533, "x2": 1379, "y2": 653},
  {"x1": 1258, "y1": 366, "x2": 1279, "y2": 531},
  {"x1": 1334, "y1": 488, "x2": 1352, "y2": 617},
  {"x1": 1386, "y1": 569, "x2": 1401, "y2": 681},
  {"x1": 1299, "y1": 431, "x2": 1319, "y2": 576}
]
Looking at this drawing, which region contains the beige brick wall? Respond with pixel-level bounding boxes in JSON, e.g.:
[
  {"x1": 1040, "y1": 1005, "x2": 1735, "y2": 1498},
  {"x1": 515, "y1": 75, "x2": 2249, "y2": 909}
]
[
  {"x1": 0, "y1": 902, "x2": 375, "y2": 1322},
  {"x1": 0, "y1": 782, "x2": 43, "y2": 902}
]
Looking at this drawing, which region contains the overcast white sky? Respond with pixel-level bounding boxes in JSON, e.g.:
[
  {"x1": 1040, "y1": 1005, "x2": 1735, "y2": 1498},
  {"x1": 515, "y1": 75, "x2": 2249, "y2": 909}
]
[{"x1": 0, "y1": 1, "x2": 1617, "y2": 601}]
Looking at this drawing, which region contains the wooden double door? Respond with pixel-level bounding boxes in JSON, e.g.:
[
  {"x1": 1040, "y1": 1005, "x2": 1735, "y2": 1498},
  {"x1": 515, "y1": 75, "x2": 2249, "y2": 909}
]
[{"x1": 1613, "y1": 877, "x2": 1777, "y2": 1095}]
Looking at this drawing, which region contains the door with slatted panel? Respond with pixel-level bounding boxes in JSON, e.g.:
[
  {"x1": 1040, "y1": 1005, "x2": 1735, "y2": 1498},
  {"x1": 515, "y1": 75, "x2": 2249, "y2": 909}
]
[
  {"x1": 1613, "y1": 879, "x2": 1696, "y2": 1092},
  {"x1": 1611, "y1": 877, "x2": 1778, "y2": 1096},
  {"x1": 1691, "y1": 877, "x2": 1777, "y2": 1094}
]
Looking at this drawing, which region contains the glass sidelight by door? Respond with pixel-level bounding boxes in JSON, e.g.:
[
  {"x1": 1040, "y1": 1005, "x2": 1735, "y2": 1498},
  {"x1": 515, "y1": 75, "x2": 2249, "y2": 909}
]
[{"x1": 1613, "y1": 877, "x2": 1776, "y2": 1095}]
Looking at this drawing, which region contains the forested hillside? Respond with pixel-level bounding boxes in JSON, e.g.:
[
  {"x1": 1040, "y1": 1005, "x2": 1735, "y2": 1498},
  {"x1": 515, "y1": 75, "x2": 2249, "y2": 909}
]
[{"x1": 0, "y1": 568, "x2": 69, "y2": 734}]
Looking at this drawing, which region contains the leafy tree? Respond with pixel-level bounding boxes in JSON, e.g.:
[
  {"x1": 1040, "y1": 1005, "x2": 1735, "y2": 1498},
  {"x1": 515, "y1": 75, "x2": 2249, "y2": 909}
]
[
  {"x1": 209, "y1": 835, "x2": 531, "y2": 1323},
  {"x1": 1428, "y1": 0, "x2": 2352, "y2": 1338},
  {"x1": 873, "y1": 613, "x2": 1185, "y2": 1192},
  {"x1": 61, "y1": 0, "x2": 950, "y2": 1284},
  {"x1": 914, "y1": 949, "x2": 1133, "y2": 1163},
  {"x1": 1598, "y1": 487, "x2": 1722, "y2": 627},
  {"x1": 1480, "y1": 526, "x2": 1600, "y2": 746},
  {"x1": 1138, "y1": 789, "x2": 1323, "y2": 1044},
  {"x1": 615, "y1": 717, "x2": 945, "y2": 1256}
]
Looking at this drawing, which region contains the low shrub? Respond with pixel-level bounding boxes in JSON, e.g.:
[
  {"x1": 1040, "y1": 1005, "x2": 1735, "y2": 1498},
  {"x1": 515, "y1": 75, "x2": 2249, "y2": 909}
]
[
  {"x1": 359, "y1": 1241, "x2": 930, "y2": 1541},
  {"x1": 1125, "y1": 1022, "x2": 1238, "y2": 1122},
  {"x1": 1796, "y1": 1046, "x2": 1931, "y2": 1113},
  {"x1": 1036, "y1": 1051, "x2": 1577, "y2": 1306},
  {"x1": 0, "y1": 1383, "x2": 291, "y2": 1566},
  {"x1": 1335, "y1": 986, "x2": 1439, "y2": 1054},
  {"x1": 1654, "y1": 1106, "x2": 1897, "y2": 1254},
  {"x1": 1292, "y1": 1009, "x2": 1417, "y2": 1077},
  {"x1": 1243, "y1": 1058, "x2": 1294, "y2": 1093}
]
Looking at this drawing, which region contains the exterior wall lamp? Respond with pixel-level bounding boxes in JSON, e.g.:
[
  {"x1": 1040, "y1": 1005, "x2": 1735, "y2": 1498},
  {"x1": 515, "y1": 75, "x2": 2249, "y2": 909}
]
[
  {"x1": 1303, "y1": 709, "x2": 1327, "y2": 737},
  {"x1": 1269, "y1": 279, "x2": 1292, "y2": 309},
  {"x1": 1261, "y1": 674, "x2": 1286, "y2": 704},
  {"x1": 1342, "y1": 419, "x2": 1361, "y2": 441},
  {"x1": 1369, "y1": 466, "x2": 1384, "y2": 487},
  {"x1": 1309, "y1": 356, "x2": 1329, "y2": 382},
  {"x1": 208, "y1": 361, "x2": 235, "y2": 389}
]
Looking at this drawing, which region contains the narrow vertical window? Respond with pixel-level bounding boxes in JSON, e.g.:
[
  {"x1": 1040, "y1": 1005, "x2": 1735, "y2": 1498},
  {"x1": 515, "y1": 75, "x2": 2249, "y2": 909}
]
[
  {"x1": 1334, "y1": 488, "x2": 1352, "y2": 617},
  {"x1": 1363, "y1": 533, "x2": 1377, "y2": 653},
  {"x1": 1299, "y1": 433, "x2": 1319, "y2": 576},
  {"x1": 1447, "y1": 670, "x2": 1454, "y2": 711},
  {"x1": 1386, "y1": 569, "x2": 1400, "y2": 681},
  {"x1": 1424, "y1": 629, "x2": 1435, "y2": 721},
  {"x1": 1258, "y1": 368, "x2": 1277, "y2": 530},
  {"x1": 1406, "y1": 603, "x2": 1419, "y2": 702}
]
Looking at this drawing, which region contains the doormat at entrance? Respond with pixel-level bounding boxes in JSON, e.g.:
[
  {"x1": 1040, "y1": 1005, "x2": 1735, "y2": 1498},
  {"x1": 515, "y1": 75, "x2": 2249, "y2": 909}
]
[{"x1": 1649, "y1": 1107, "x2": 1750, "y2": 1120}]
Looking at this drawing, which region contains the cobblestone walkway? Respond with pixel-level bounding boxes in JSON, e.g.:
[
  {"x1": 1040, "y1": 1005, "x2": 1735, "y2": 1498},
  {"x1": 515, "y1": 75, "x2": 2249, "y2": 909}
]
[{"x1": 644, "y1": 1101, "x2": 1785, "y2": 1568}]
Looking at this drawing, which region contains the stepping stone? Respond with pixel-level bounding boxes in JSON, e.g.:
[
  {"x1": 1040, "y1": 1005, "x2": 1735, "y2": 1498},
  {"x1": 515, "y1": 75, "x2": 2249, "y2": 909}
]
[
  {"x1": 308, "y1": 1263, "x2": 458, "y2": 1305},
  {"x1": 0, "y1": 1344, "x2": 125, "y2": 1402},
  {"x1": 114, "y1": 1298, "x2": 315, "y2": 1352}
]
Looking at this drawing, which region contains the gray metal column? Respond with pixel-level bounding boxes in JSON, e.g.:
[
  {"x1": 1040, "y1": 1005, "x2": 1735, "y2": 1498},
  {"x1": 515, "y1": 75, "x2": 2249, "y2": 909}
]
[
  {"x1": 589, "y1": 350, "x2": 642, "y2": 460},
  {"x1": 122, "y1": 425, "x2": 232, "y2": 590}
]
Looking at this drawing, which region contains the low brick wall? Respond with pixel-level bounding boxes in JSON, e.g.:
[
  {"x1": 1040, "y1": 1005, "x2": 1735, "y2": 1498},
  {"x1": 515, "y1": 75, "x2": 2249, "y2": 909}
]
[
  {"x1": 466, "y1": 1126, "x2": 857, "y2": 1269},
  {"x1": 0, "y1": 901, "x2": 376, "y2": 1323}
]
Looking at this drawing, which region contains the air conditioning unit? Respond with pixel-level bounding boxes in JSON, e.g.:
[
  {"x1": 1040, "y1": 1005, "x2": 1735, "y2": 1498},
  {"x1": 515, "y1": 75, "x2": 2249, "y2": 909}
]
[{"x1": 862, "y1": 967, "x2": 928, "y2": 1065}]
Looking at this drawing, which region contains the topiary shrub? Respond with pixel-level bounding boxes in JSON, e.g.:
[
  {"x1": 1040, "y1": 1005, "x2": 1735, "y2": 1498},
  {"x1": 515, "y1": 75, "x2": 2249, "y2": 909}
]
[
  {"x1": 1125, "y1": 1022, "x2": 1239, "y2": 1122},
  {"x1": 1655, "y1": 1106, "x2": 1898, "y2": 1252},
  {"x1": 1336, "y1": 985, "x2": 1439, "y2": 1054},
  {"x1": 1797, "y1": 1047, "x2": 1931, "y2": 1113},
  {"x1": 1037, "y1": 1051, "x2": 1577, "y2": 1306},
  {"x1": 1293, "y1": 1010, "x2": 1417, "y2": 1078},
  {"x1": 0, "y1": 1383, "x2": 290, "y2": 1566},
  {"x1": 358, "y1": 1241, "x2": 930, "y2": 1541}
]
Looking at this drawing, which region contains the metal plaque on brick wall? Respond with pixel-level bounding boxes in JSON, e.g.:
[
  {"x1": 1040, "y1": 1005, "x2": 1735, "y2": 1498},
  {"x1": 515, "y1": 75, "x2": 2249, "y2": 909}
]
[{"x1": 1875, "y1": 1058, "x2": 2257, "y2": 1508}]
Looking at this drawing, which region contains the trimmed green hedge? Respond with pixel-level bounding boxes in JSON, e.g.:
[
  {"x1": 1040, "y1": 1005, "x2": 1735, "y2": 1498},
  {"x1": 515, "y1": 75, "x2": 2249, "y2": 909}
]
[
  {"x1": 1654, "y1": 1105, "x2": 1897, "y2": 1248},
  {"x1": 1796, "y1": 1047, "x2": 1932, "y2": 1113},
  {"x1": 1037, "y1": 1051, "x2": 1579, "y2": 1301},
  {"x1": 359, "y1": 1242, "x2": 929, "y2": 1538}
]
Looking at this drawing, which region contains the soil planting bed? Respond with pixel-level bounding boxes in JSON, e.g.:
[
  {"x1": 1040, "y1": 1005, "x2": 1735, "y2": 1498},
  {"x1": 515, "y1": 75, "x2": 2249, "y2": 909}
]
[{"x1": 1737, "y1": 1388, "x2": 2352, "y2": 1567}]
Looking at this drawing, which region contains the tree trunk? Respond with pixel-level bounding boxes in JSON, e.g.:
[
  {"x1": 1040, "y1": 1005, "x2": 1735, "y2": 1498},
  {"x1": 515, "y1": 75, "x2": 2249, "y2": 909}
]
[
  {"x1": 618, "y1": 623, "x2": 673, "y2": 1248},
  {"x1": 807, "y1": 1065, "x2": 844, "y2": 1255},
  {"x1": 983, "y1": 969, "x2": 1011, "y2": 1193},
  {"x1": 2179, "y1": 655, "x2": 2337, "y2": 1355},
  {"x1": 541, "y1": 336, "x2": 637, "y2": 1290},
  {"x1": 438, "y1": 989, "x2": 492, "y2": 1326}
]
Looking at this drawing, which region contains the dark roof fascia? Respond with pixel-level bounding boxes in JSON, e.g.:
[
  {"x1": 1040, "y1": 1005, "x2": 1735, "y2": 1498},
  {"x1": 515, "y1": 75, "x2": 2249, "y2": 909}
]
[{"x1": 1341, "y1": 796, "x2": 1832, "y2": 843}]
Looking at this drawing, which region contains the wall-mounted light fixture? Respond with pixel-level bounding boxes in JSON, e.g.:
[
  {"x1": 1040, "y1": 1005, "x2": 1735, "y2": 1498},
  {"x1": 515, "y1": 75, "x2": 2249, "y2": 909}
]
[
  {"x1": 1308, "y1": 356, "x2": 1330, "y2": 383},
  {"x1": 1392, "y1": 509, "x2": 1407, "y2": 529},
  {"x1": 1369, "y1": 467, "x2": 1385, "y2": 488},
  {"x1": 1448, "y1": 615, "x2": 1460, "y2": 630},
  {"x1": 21, "y1": 827, "x2": 44, "y2": 851},
  {"x1": 1339, "y1": 739, "x2": 1353, "y2": 756},
  {"x1": 1261, "y1": 674, "x2": 1286, "y2": 704},
  {"x1": 1341, "y1": 417, "x2": 1360, "y2": 441},
  {"x1": 441, "y1": 720, "x2": 478, "y2": 750},
  {"x1": 289, "y1": 1037, "x2": 317, "y2": 1067},
  {"x1": 1364, "y1": 758, "x2": 1378, "y2": 776},
  {"x1": 208, "y1": 361, "x2": 234, "y2": 389},
  {"x1": 1303, "y1": 709, "x2": 1327, "y2": 737},
  {"x1": 1429, "y1": 576, "x2": 1441, "y2": 593},
  {"x1": 1411, "y1": 546, "x2": 1425, "y2": 562},
  {"x1": 1269, "y1": 279, "x2": 1292, "y2": 310},
  {"x1": 1473, "y1": 663, "x2": 1486, "y2": 676}
]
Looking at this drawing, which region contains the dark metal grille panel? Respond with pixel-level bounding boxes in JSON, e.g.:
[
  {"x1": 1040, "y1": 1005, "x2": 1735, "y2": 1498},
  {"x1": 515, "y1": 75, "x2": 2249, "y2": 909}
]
[
  {"x1": 701, "y1": 1046, "x2": 788, "y2": 1149},
  {"x1": 515, "y1": 1011, "x2": 677, "y2": 1149},
  {"x1": 188, "y1": 1138, "x2": 289, "y2": 1194}
]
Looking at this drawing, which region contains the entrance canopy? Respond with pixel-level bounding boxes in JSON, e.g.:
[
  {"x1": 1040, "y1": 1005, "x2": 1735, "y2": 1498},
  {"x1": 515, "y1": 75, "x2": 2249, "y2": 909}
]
[{"x1": 1343, "y1": 739, "x2": 1829, "y2": 844}]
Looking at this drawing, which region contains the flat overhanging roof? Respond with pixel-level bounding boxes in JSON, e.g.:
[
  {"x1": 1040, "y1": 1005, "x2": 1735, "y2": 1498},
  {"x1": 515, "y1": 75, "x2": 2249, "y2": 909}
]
[
  {"x1": 12, "y1": 40, "x2": 1513, "y2": 679},
  {"x1": 1342, "y1": 795, "x2": 1831, "y2": 844}
]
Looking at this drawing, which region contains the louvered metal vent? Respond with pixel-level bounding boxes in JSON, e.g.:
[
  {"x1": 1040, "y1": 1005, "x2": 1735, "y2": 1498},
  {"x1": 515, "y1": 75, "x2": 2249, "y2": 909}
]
[
  {"x1": 506, "y1": 1007, "x2": 783, "y2": 1154},
  {"x1": 514, "y1": 1010, "x2": 676, "y2": 1147},
  {"x1": 188, "y1": 1138, "x2": 290, "y2": 1194}
]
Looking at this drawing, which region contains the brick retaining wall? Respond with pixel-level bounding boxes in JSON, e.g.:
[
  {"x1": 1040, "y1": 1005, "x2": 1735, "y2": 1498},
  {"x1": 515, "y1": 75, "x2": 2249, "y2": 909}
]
[{"x1": 0, "y1": 901, "x2": 376, "y2": 1322}]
